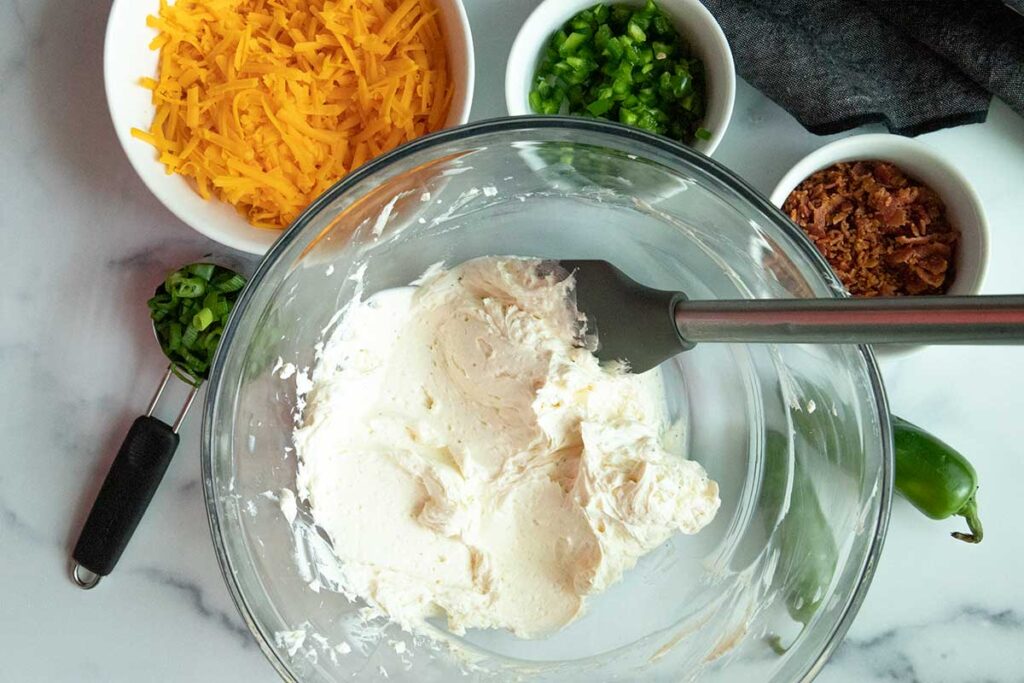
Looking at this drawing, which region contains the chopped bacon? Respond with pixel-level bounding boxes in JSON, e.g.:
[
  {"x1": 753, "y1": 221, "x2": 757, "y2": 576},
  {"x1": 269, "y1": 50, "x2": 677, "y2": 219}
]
[{"x1": 783, "y1": 161, "x2": 959, "y2": 297}]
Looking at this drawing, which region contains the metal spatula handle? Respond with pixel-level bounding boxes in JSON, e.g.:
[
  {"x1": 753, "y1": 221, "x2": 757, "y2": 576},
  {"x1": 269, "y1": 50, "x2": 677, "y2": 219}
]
[{"x1": 676, "y1": 295, "x2": 1024, "y2": 345}]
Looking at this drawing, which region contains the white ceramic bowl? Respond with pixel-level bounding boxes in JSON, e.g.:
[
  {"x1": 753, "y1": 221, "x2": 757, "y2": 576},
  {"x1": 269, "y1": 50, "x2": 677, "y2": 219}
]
[
  {"x1": 104, "y1": 0, "x2": 475, "y2": 255},
  {"x1": 770, "y1": 134, "x2": 988, "y2": 298},
  {"x1": 771, "y1": 134, "x2": 989, "y2": 357},
  {"x1": 504, "y1": 0, "x2": 735, "y2": 156}
]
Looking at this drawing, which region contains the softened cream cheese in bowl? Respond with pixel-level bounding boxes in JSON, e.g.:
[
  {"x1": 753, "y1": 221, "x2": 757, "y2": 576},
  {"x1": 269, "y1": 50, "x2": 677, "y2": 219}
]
[
  {"x1": 294, "y1": 256, "x2": 720, "y2": 639},
  {"x1": 203, "y1": 118, "x2": 890, "y2": 682}
]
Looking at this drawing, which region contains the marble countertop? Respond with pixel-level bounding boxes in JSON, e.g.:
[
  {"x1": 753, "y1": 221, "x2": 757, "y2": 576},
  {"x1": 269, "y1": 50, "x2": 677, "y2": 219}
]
[{"x1": 3, "y1": 0, "x2": 1023, "y2": 680}]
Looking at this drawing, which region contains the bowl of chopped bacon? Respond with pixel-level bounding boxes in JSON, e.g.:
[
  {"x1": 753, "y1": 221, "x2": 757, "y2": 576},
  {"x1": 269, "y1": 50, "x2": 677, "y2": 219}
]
[
  {"x1": 772, "y1": 134, "x2": 988, "y2": 297},
  {"x1": 105, "y1": 0, "x2": 474, "y2": 254},
  {"x1": 771, "y1": 134, "x2": 988, "y2": 354}
]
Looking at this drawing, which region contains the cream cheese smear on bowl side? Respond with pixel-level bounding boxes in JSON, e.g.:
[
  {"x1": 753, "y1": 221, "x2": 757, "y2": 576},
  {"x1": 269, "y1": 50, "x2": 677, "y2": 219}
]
[{"x1": 293, "y1": 256, "x2": 720, "y2": 639}]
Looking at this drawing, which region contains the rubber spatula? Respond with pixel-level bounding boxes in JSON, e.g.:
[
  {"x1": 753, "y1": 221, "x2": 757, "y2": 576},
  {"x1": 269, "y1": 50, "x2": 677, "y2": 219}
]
[{"x1": 556, "y1": 260, "x2": 1024, "y2": 373}]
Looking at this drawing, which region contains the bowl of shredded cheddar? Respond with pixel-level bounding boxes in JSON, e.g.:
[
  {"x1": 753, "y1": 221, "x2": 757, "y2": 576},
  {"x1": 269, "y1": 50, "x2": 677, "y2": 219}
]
[{"x1": 104, "y1": 0, "x2": 474, "y2": 254}]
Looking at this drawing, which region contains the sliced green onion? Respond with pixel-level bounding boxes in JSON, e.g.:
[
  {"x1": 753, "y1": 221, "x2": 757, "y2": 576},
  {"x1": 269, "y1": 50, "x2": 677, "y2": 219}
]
[
  {"x1": 193, "y1": 307, "x2": 215, "y2": 330},
  {"x1": 168, "y1": 322, "x2": 182, "y2": 352},
  {"x1": 189, "y1": 263, "x2": 216, "y2": 281},
  {"x1": 181, "y1": 324, "x2": 199, "y2": 348},
  {"x1": 148, "y1": 263, "x2": 245, "y2": 384},
  {"x1": 214, "y1": 272, "x2": 245, "y2": 292},
  {"x1": 172, "y1": 277, "x2": 206, "y2": 298}
]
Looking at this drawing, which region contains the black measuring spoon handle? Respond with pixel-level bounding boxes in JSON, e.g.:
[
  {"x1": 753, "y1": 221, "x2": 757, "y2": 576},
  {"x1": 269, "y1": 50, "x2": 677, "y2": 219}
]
[
  {"x1": 72, "y1": 416, "x2": 180, "y2": 584},
  {"x1": 71, "y1": 365, "x2": 199, "y2": 589}
]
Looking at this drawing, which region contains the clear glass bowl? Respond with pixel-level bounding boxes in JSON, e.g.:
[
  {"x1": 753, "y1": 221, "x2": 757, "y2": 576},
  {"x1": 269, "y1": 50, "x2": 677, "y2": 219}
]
[{"x1": 202, "y1": 117, "x2": 891, "y2": 682}]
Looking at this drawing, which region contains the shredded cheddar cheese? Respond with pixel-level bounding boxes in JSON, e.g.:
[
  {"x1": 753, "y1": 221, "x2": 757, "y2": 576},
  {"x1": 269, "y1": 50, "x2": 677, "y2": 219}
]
[{"x1": 132, "y1": 0, "x2": 455, "y2": 229}]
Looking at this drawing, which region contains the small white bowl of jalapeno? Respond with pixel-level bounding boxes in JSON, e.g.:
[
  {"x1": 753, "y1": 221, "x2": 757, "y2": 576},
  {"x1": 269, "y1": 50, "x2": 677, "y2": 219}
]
[{"x1": 505, "y1": 0, "x2": 735, "y2": 155}]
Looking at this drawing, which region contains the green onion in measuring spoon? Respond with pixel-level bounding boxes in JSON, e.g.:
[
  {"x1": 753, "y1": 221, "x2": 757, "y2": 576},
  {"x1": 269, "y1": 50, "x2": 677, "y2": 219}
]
[{"x1": 148, "y1": 262, "x2": 246, "y2": 387}]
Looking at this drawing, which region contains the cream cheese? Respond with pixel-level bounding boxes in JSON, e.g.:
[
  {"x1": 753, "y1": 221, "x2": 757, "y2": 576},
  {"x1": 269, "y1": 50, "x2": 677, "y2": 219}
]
[{"x1": 294, "y1": 256, "x2": 719, "y2": 638}]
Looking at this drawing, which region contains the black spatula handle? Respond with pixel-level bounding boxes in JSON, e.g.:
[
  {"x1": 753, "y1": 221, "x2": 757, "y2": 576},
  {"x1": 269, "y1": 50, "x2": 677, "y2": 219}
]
[{"x1": 72, "y1": 416, "x2": 180, "y2": 582}]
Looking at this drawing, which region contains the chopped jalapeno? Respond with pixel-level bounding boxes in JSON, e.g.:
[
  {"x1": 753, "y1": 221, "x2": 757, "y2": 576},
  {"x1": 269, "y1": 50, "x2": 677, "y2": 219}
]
[{"x1": 529, "y1": 0, "x2": 708, "y2": 144}]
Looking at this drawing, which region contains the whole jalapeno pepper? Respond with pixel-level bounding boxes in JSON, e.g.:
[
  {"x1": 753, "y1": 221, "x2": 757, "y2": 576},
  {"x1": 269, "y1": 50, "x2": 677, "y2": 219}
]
[
  {"x1": 762, "y1": 430, "x2": 838, "y2": 653},
  {"x1": 788, "y1": 377, "x2": 984, "y2": 545},
  {"x1": 892, "y1": 416, "x2": 983, "y2": 544},
  {"x1": 763, "y1": 413, "x2": 983, "y2": 656}
]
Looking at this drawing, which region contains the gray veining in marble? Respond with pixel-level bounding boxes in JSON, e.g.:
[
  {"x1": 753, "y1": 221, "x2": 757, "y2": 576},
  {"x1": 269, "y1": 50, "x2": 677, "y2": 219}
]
[{"x1": 131, "y1": 567, "x2": 257, "y2": 648}]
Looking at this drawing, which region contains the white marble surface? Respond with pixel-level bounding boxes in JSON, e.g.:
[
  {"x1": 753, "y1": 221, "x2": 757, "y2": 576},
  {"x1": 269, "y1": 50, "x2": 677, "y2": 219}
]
[{"x1": 2, "y1": 0, "x2": 1023, "y2": 680}]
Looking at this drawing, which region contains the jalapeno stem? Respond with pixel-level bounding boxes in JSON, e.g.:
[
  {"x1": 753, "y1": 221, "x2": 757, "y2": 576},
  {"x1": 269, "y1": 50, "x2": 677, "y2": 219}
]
[
  {"x1": 766, "y1": 635, "x2": 789, "y2": 655},
  {"x1": 951, "y1": 495, "x2": 983, "y2": 544}
]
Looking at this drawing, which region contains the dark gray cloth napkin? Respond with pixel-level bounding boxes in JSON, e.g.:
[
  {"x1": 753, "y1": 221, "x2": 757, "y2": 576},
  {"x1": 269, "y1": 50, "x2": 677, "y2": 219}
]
[{"x1": 701, "y1": 0, "x2": 1024, "y2": 136}]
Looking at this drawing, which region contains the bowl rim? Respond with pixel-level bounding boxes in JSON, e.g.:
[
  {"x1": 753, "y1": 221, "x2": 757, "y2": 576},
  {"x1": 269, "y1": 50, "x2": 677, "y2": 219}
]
[
  {"x1": 503, "y1": 0, "x2": 736, "y2": 157},
  {"x1": 102, "y1": 0, "x2": 477, "y2": 255},
  {"x1": 202, "y1": 115, "x2": 893, "y2": 683}
]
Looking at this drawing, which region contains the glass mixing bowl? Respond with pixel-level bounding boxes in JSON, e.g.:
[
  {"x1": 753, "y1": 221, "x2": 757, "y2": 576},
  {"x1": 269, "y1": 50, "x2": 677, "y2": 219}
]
[{"x1": 202, "y1": 117, "x2": 891, "y2": 682}]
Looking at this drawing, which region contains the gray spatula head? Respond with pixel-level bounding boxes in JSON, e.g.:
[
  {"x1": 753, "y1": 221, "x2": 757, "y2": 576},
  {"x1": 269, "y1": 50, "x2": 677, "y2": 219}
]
[
  {"x1": 552, "y1": 261, "x2": 1024, "y2": 366},
  {"x1": 555, "y1": 260, "x2": 689, "y2": 373}
]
